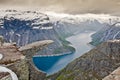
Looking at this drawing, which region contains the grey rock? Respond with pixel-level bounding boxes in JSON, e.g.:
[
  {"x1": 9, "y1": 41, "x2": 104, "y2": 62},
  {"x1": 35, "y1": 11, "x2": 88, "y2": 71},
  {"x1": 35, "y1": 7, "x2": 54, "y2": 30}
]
[
  {"x1": 48, "y1": 40, "x2": 120, "y2": 80},
  {"x1": 91, "y1": 22, "x2": 120, "y2": 45}
]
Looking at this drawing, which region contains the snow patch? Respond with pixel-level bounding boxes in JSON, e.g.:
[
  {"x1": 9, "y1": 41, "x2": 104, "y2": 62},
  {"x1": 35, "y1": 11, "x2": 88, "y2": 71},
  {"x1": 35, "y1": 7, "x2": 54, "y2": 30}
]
[
  {"x1": 41, "y1": 26, "x2": 53, "y2": 30},
  {"x1": 44, "y1": 11, "x2": 120, "y2": 24}
]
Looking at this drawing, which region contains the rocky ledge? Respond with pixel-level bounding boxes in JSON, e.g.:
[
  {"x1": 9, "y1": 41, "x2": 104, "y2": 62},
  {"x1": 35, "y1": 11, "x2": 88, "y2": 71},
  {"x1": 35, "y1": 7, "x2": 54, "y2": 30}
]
[{"x1": 0, "y1": 36, "x2": 53, "y2": 80}]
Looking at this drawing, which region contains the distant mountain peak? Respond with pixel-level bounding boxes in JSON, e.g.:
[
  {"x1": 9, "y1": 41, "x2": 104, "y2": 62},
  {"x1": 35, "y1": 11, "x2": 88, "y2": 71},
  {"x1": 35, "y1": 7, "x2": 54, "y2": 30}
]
[{"x1": 44, "y1": 11, "x2": 120, "y2": 24}]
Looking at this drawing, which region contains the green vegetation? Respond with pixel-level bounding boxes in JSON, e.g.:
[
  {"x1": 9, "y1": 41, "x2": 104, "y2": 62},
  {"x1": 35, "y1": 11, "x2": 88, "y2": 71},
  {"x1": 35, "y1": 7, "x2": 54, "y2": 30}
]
[
  {"x1": 89, "y1": 40, "x2": 102, "y2": 46},
  {"x1": 56, "y1": 74, "x2": 74, "y2": 80},
  {"x1": 90, "y1": 31, "x2": 105, "y2": 46},
  {"x1": 56, "y1": 75, "x2": 64, "y2": 80},
  {"x1": 53, "y1": 46, "x2": 75, "y2": 54},
  {"x1": 53, "y1": 34, "x2": 75, "y2": 54}
]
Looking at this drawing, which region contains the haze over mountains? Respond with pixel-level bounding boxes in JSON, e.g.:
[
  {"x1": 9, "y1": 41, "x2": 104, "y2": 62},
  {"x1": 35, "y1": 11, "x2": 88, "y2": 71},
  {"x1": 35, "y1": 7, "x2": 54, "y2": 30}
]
[{"x1": 0, "y1": 0, "x2": 120, "y2": 16}]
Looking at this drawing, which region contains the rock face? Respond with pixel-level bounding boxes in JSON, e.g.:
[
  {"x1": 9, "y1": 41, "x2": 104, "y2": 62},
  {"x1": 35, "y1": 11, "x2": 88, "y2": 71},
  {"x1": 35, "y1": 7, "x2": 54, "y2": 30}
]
[
  {"x1": 90, "y1": 22, "x2": 120, "y2": 45},
  {"x1": 103, "y1": 67, "x2": 120, "y2": 80},
  {"x1": 0, "y1": 36, "x2": 4, "y2": 46},
  {"x1": 48, "y1": 40, "x2": 120, "y2": 80},
  {"x1": 7, "y1": 59, "x2": 29, "y2": 80},
  {"x1": 19, "y1": 40, "x2": 53, "y2": 80},
  {"x1": 55, "y1": 19, "x2": 107, "y2": 33},
  {"x1": 0, "y1": 41, "x2": 29, "y2": 80},
  {"x1": 0, "y1": 36, "x2": 53, "y2": 80},
  {"x1": 7, "y1": 58, "x2": 47, "y2": 80},
  {"x1": 0, "y1": 43, "x2": 24, "y2": 64}
]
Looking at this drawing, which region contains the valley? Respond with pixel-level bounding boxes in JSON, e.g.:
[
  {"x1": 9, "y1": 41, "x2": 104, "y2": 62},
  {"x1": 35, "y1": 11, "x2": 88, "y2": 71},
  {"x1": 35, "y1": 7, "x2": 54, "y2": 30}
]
[
  {"x1": 0, "y1": 10, "x2": 120, "y2": 80},
  {"x1": 33, "y1": 31, "x2": 94, "y2": 75}
]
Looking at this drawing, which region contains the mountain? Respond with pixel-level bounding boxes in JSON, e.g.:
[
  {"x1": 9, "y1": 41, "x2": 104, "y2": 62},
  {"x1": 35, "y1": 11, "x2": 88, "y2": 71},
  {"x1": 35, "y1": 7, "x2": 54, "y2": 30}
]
[
  {"x1": 48, "y1": 40, "x2": 120, "y2": 80},
  {"x1": 90, "y1": 22, "x2": 120, "y2": 46},
  {"x1": 0, "y1": 10, "x2": 53, "y2": 46},
  {"x1": 0, "y1": 10, "x2": 120, "y2": 80},
  {"x1": 46, "y1": 12, "x2": 120, "y2": 32},
  {"x1": 0, "y1": 10, "x2": 75, "y2": 55},
  {"x1": 0, "y1": 10, "x2": 117, "y2": 55}
]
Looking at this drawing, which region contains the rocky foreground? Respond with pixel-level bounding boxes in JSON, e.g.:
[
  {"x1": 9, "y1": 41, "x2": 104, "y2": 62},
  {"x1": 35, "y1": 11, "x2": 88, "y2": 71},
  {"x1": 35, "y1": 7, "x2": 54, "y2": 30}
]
[{"x1": 0, "y1": 36, "x2": 53, "y2": 80}]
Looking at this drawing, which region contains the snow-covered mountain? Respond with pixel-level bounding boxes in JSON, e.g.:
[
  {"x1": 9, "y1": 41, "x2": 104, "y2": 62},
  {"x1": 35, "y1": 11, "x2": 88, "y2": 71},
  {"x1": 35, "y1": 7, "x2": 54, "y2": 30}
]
[
  {"x1": 0, "y1": 10, "x2": 120, "y2": 54},
  {"x1": 0, "y1": 10, "x2": 76, "y2": 55},
  {"x1": 0, "y1": 10, "x2": 53, "y2": 45},
  {"x1": 45, "y1": 11, "x2": 120, "y2": 33},
  {"x1": 0, "y1": 10, "x2": 52, "y2": 29},
  {"x1": 90, "y1": 22, "x2": 120, "y2": 45},
  {"x1": 45, "y1": 11, "x2": 120, "y2": 23}
]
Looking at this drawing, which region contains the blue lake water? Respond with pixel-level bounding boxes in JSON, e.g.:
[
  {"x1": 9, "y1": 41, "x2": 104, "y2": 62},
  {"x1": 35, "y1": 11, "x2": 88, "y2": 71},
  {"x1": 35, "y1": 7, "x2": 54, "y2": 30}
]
[{"x1": 33, "y1": 31, "x2": 95, "y2": 75}]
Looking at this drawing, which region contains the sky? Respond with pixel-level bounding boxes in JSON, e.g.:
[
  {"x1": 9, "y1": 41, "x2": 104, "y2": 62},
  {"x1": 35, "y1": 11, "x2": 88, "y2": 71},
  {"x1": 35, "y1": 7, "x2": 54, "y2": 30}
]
[{"x1": 0, "y1": 0, "x2": 120, "y2": 16}]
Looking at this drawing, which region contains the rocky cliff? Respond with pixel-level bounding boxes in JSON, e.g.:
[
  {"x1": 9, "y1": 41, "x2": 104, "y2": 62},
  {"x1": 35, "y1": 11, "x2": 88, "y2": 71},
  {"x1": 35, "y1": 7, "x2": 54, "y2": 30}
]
[
  {"x1": 48, "y1": 40, "x2": 120, "y2": 80},
  {"x1": 90, "y1": 22, "x2": 120, "y2": 46},
  {"x1": 0, "y1": 36, "x2": 53, "y2": 80}
]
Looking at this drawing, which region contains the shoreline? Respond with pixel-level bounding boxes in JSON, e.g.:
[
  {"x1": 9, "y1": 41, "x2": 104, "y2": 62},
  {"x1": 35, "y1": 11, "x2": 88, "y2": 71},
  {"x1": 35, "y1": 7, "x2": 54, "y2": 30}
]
[
  {"x1": 33, "y1": 31, "x2": 95, "y2": 75},
  {"x1": 33, "y1": 51, "x2": 74, "y2": 57},
  {"x1": 33, "y1": 33, "x2": 76, "y2": 58},
  {"x1": 33, "y1": 31, "x2": 95, "y2": 58}
]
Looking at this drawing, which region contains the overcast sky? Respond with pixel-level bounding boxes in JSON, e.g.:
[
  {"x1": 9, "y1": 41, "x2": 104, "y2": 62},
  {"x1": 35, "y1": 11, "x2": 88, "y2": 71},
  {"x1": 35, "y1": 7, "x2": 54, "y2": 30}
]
[{"x1": 0, "y1": 0, "x2": 120, "y2": 15}]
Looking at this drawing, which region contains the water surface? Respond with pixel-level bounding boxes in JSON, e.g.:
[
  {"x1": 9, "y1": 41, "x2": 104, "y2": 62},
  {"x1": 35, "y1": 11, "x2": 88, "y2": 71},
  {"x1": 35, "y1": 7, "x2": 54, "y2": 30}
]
[{"x1": 33, "y1": 31, "x2": 95, "y2": 75}]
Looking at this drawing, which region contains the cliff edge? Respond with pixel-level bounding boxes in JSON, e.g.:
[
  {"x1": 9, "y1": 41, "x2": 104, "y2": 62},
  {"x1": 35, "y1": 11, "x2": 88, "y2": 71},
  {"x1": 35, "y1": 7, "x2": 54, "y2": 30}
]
[{"x1": 0, "y1": 36, "x2": 53, "y2": 80}]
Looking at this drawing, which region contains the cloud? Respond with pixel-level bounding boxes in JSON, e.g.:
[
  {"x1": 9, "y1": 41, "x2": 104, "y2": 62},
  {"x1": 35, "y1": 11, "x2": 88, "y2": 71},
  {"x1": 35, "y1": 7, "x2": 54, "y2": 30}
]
[{"x1": 0, "y1": 0, "x2": 120, "y2": 15}]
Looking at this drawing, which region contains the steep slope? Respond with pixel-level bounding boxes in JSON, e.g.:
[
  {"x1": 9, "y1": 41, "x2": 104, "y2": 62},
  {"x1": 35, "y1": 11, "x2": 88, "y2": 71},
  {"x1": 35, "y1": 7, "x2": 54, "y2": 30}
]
[
  {"x1": 48, "y1": 40, "x2": 120, "y2": 80},
  {"x1": 90, "y1": 22, "x2": 120, "y2": 45},
  {"x1": 54, "y1": 19, "x2": 107, "y2": 35},
  {"x1": 0, "y1": 10, "x2": 74, "y2": 55}
]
